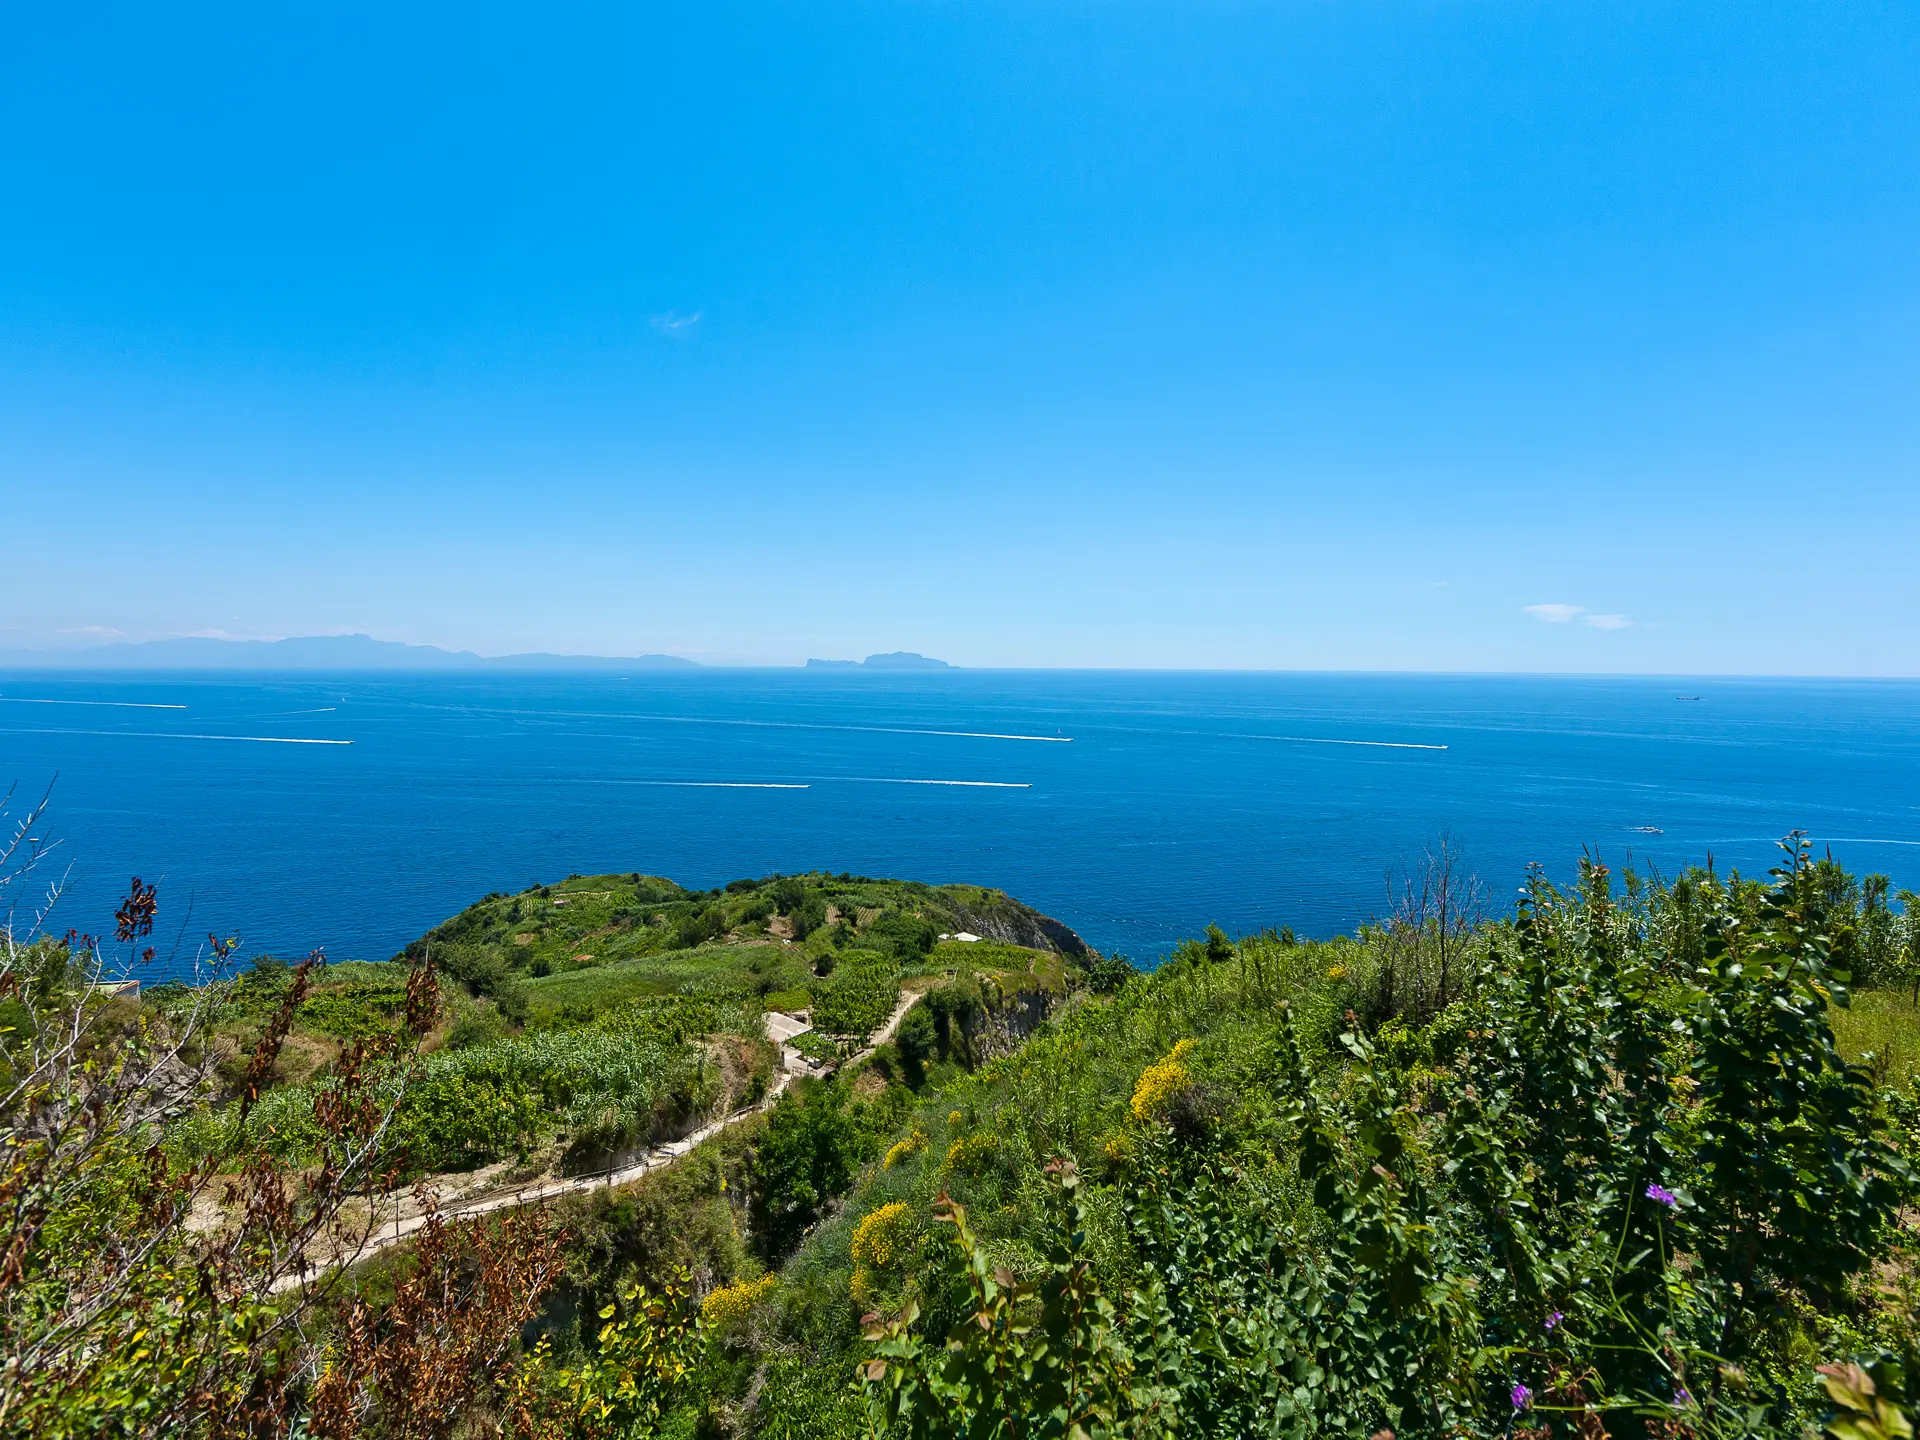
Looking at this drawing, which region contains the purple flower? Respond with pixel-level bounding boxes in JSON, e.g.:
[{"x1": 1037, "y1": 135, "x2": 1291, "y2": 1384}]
[
  {"x1": 1645, "y1": 1183, "x2": 1678, "y2": 1208},
  {"x1": 1545, "y1": 1311, "x2": 1564, "y2": 1332},
  {"x1": 1511, "y1": 1384, "x2": 1533, "y2": 1412},
  {"x1": 1676, "y1": 1387, "x2": 1693, "y2": 1407}
]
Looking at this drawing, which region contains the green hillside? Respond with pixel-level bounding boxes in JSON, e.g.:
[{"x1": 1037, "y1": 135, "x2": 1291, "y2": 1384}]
[
  {"x1": 490, "y1": 844, "x2": 1920, "y2": 1440},
  {"x1": 13, "y1": 844, "x2": 1920, "y2": 1440},
  {"x1": 157, "y1": 869, "x2": 1095, "y2": 1181}
]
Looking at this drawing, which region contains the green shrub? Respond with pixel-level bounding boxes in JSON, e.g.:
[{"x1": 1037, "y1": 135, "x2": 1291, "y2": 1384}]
[
  {"x1": 866, "y1": 911, "x2": 937, "y2": 960},
  {"x1": 445, "y1": 997, "x2": 510, "y2": 1050},
  {"x1": 791, "y1": 895, "x2": 829, "y2": 941}
]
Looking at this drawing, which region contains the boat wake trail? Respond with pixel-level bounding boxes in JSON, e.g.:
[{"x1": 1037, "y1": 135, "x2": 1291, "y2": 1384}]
[
  {"x1": 0, "y1": 697, "x2": 188, "y2": 710},
  {"x1": 841, "y1": 777, "x2": 1031, "y2": 788},
  {"x1": 0, "y1": 727, "x2": 350, "y2": 745}
]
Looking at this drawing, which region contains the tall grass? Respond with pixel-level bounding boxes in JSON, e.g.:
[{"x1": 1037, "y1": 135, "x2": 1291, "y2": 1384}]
[{"x1": 1833, "y1": 986, "x2": 1920, "y2": 1087}]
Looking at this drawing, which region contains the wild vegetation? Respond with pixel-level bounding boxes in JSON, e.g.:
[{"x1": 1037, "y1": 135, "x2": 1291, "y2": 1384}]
[
  {"x1": 7, "y1": 783, "x2": 1920, "y2": 1438},
  {"x1": 141, "y1": 868, "x2": 1083, "y2": 1184}
]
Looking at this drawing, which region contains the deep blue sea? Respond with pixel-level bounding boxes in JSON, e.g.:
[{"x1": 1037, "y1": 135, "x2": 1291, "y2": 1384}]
[{"x1": 2, "y1": 670, "x2": 1917, "y2": 973}]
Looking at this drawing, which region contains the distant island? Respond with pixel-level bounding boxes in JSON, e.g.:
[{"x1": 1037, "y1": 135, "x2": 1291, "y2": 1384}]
[
  {"x1": 0, "y1": 633, "x2": 700, "y2": 671},
  {"x1": 0, "y1": 636, "x2": 968, "y2": 672},
  {"x1": 804, "y1": 651, "x2": 953, "y2": 670}
]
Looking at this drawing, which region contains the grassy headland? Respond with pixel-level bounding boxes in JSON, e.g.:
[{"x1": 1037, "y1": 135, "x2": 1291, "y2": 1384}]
[{"x1": 156, "y1": 870, "x2": 1094, "y2": 1183}]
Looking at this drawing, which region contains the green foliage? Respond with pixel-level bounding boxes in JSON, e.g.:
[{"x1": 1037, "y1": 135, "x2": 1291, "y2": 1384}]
[
  {"x1": 770, "y1": 876, "x2": 810, "y2": 915},
  {"x1": 750, "y1": 1074, "x2": 914, "y2": 1262},
  {"x1": 674, "y1": 902, "x2": 729, "y2": 951},
  {"x1": 436, "y1": 944, "x2": 531, "y2": 1022},
  {"x1": 507, "y1": 1271, "x2": 707, "y2": 1436},
  {"x1": 294, "y1": 977, "x2": 411, "y2": 1039},
  {"x1": 1687, "y1": 838, "x2": 1911, "y2": 1308},
  {"x1": 444, "y1": 996, "x2": 511, "y2": 1050},
  {"x1": 752, "y1": 1078, "x2": 866, "y2": 1258},
  {"x1": 755, "y1": 1354, "x2": 869, "y2": 1439},
  {"x1": 792, "y1": 894, "x2": 830, "y2": 941},
  {"x1": 867, "y1": 911, "x2": 938, "y2": 960},
  {"x1": 811, "y1": 951, "x2": 902, "y2": 1038},
  {"x1": 1078, "y1": 953, "x2": 1137, "y2": 995},
  {"x1": 718, "y1": 839, "x2": 1920, "y2": 1440},
  {"x1": 862, "y1": 1159, "x2": 1178, "y2": 1440},
  {"x1": 234, "y1": 995, "x2": 752, "y2": 1172},
  {"x1": 389, "y1": 1068, "x2": 547, "y2": 1169},
  {"x1": 893, "y1": 1004, "x2": 940, "y2": 1088}
]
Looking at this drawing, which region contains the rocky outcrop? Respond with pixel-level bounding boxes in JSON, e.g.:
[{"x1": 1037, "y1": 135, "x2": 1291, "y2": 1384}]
[
  {"x1": 966, "y1": 981, "x2": 1055, "y2": 1063},
  {"x1": 947, "y1": 895, "x2": 1094, "y2": 958}
]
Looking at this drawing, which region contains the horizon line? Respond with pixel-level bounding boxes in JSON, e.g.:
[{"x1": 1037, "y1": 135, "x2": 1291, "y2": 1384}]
[{"x1": 4, "y1": 661, "x2": 1920, "y2": 682}]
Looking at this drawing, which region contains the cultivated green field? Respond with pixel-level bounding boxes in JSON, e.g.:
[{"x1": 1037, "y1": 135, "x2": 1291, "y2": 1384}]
[{"x1": 159, "y1": 868, "x2": 1094, "y2": 1179}]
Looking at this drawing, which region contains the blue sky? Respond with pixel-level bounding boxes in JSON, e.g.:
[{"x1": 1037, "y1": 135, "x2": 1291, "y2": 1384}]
[{"x1": 2, "y1": 1, "x2": 1916, "y2": 672}]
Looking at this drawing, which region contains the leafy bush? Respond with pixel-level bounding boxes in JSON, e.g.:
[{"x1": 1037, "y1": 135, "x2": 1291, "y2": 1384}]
[
  {"x1": 750, "y1": 1074, "x2": 914, "y2": 1262},
  {"x1": 297, "y1": 980, "x2": 410, "y2": 1038},
  {"x1": 445, "y1": 996, "x2": 510, "y2": 1049},
  {"x1": 862, "y1": 1161, "x2": 1176, "y2": 1439},
  {"x1": 866, "y1": 911, "x2": 937, "y2": 960},
  {"x1": 1078, "y1": 952, "x2": 1137, "y2": 995},
  {"x1": 752, "y1": 1078, "x2": 866, "y2": 1258},
  {"x1": 791, "y1": 894, "x2": 829, "y2": 941},
  {"x1": 892, "y1": 1005, "x2": 939, "y2": 1087},
  {"x1": 674, "y1": 903, "x2": 728, "y2": 950}
]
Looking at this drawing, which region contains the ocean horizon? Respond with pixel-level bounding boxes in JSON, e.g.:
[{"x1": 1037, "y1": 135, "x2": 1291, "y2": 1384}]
[{"x1": 3, "y1": 667, "x2": 1916, "y2": 976}]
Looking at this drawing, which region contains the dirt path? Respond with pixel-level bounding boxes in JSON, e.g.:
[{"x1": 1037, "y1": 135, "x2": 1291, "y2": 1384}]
[
  {"x1": 273, "y1": 987, "x2": 926, "y2": 1291},
  {"x1": 855, "y1": 987, "x2": 921, "y2": 1060}
]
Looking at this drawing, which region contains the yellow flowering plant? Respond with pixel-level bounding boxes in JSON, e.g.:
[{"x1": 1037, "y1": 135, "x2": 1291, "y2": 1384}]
[
  {"x1": 851, "y1": 1201, "x2": 920, "y2": 1306},
  {"x1": 1129, "y1": 1039, "x2": 1197, "y2": 1122},
  {"x1": 884, "y1": 1128, "x2": 928, "y2": 1169},
  {"x1": 699, "y1": 1274, "x2": 777, "y2": 1338},
  {"x1": 943, "y1": 1131, "x2": 1000, "y2": 1176}
]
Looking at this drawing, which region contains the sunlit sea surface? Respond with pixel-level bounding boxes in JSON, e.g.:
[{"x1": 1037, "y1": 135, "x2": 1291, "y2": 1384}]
[{"x1": 1, "y1": 669, "x2": 1916, "y2": 973}]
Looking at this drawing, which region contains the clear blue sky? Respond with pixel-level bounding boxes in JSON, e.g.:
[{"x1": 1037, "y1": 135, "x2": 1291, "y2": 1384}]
[{"x1": 3, "y1": 1, "x2": 1916, "y2": 672}]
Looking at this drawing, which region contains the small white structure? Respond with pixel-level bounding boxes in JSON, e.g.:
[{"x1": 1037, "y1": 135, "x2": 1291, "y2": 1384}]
[
  {"x1": 764, "y1": 1010, "x2": 814, "y2": 1044},
  {"x1": 937, "y1": 932, "x2": 982, "y2": 944}
]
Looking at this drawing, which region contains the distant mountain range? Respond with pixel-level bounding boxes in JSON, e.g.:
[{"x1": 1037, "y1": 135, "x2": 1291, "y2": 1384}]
[
  {"x1": 804, "y1": 652, "x2": 953, "y2": 671},
  {"x1": 0, "y1": 634, "x2": 701, "y2": 671}
]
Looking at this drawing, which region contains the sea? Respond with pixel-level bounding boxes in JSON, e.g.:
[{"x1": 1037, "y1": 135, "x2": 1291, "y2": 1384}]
[{"x1": 1, "y1": 669, "x2": 1916, "y2": 976}]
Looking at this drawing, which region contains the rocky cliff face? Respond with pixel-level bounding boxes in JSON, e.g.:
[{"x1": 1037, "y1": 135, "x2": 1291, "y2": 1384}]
[
  {"x1": 948, "y1": 894, "x2": 1094, "y2": 958},
  {"x1": 966, "y1": 982, "x2": 1057, "y2": 1063}
]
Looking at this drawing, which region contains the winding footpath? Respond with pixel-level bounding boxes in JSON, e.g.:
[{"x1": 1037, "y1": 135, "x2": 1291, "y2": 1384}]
[{"x1": 274, "y1": 988, "x2": 923, "y2": 1291}]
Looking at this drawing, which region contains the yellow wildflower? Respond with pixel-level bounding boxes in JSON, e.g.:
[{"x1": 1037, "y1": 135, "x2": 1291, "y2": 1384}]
[
  {"x1": 1130, "y1": 1040, "x2": 1197, "y2": 1122},
  {"x1": 884, "y1": 1129, "x2": 928, "y2": 1169},
  {"x1": 851, "y1": 1202, "x2": 916, "y2": 1271},
  {"x1": 944, "y1": 1131, "x2": 1000, "y2": 1176},
  {"x1": 700, "y1": 1274, "x2": 776, "y2": 1334}
]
